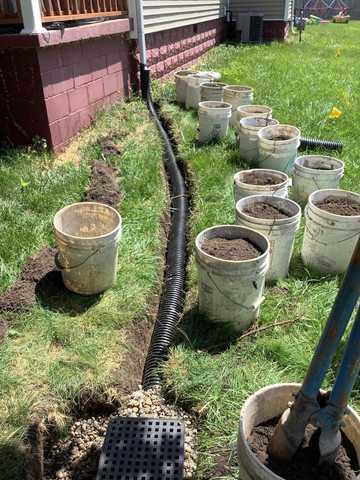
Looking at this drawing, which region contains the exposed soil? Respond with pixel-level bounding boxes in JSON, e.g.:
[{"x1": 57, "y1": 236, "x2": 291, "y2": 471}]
[
  {"x1": 0, "y1": 247, "x2": 56, "y2": 313},
  {"x1": 303, "y1": 161, "x2": 335, "y2": 170},
  {"x1": 248, "y1": 417, "x2": 357, "y2": 480},
  {"x1": 100, "y1": 138, "x2": 121, "y2": 157},
  {"x1": 0, "y1": 317, "x2": 8, "y2": 343},
  {"x1": 243, "y1": 202, "x2": 292, "y2": 220},
  {"x1": 242, "y1": 172, "x2": 283, "y2": 186},
  {"x1": 84, "y1": 160, "x2": 121, "y2": 209},
  {"x1": 269, "y1": 135, "x2": 292, "y2": 141},
  {"x1": 202, "y1": 237, "x2": 262, "y2": 261},
  {"x1": 315, "y1": 197, "x2": 360, "y2": 216}
]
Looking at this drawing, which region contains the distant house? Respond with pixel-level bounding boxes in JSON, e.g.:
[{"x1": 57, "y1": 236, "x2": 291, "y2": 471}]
[{"x1": 230, "y1": 0, "x2": 295, "y2": 40}]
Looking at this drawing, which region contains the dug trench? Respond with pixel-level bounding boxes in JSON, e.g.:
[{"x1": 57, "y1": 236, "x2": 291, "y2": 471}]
[
  {"x1": 0, "y1": 140, "x2": 173, "y2": 480},
  {"x1": 23, "y1": 110, "x2": 195, "y2": 480}
]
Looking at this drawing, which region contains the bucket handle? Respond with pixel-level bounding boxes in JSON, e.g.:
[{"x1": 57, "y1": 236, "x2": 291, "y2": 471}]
[
  {"x1": 55, "y1": 247, "x2": 102, "y2": 272},
  {"x1": 304, "y1": 213, "x2": 360, "y2": 246},
  {"x1": 206, "y1": 271, "x2": 265, "y2": 311}
]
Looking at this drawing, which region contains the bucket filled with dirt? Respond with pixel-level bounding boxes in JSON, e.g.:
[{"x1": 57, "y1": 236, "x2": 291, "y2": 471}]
[
  {"x1": 237, "y1": 104, "x2": 273, "y2": 125},
  {"x1": 236, "y1": 195, "x2": 301, "y2": 282},
  {"x1": 293, "y1": 155, "x2": 345, "y2": 204},
  {"x1": 239, "y1": 117, "x2": 279, "y2": 165},
  {"x1": 257, "y1": 125, "x2": 301, "y2": 173},
  {"x1": 186, "y1": 72, "x2": 220, "y2": 109},
  {"x1": 54, "y1": 202, "x2": 122, "y2": 295},
  {"x1": 175, "y1": 70, "x2": 197, "y2": 105},
  {"x1": 301, "y1": 189, "x2": 360, "y2": 274},
  {"x1": 198, "y1": 101, "x2": 232, "y2": 143},
  {"x1": 237, "y1": 383, "x2": 360, "y2": 480},
  {"x1": 195, "y1": 225, "x2": 270, "y2": 332},
  {"x1": 200, "y1": 82, "x2": 227, "y2": 102},
  {"x1": 234, "y1": 169, "x2": 289, "y2": 203},
  {"x1": 223, "y1": 85, "x2": 254, "y2": 128}
]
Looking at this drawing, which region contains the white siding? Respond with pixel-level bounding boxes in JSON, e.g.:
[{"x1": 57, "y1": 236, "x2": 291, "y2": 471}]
[
  {"x1": 230, "y1": 0, "x2": 286, "y2": 20},
  {"x1": 141, "y1": 0, "x2": 226, "y2": 34}
]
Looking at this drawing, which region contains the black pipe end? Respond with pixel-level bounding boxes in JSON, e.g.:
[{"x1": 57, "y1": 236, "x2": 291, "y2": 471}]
[{"x1": 140, "y1": 64, "x2": 151, "y2": 101}]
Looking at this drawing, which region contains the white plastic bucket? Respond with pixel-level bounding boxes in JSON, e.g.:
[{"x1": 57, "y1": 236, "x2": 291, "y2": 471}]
[
  {"x1": 257, "y1": 124, "x2": 301, "y2": 174},
  {"x1": 200, "y1": 82, "x2": 227, "y2": 102},
  {"x1": 195, "y1": 225, "x2": 270, "y2": 332},
  {"x1": 223, "y1": 85, "x2": 254, "y2": 128},
  {"x1": 54, "y1": 202, "x2": 122, "y2": 295},
  {"x1": 239, "y1": 117, "x2": 279, "y2": 165},
  {"x1": 293, "y1": 155, "x2": 345, "y2": 204},
  {"x1": 237, "y1": 383, "x2": 360, "y2": 480},
  {"x1": 301, "y1": 189, "x2": 360, "y2": 274},
  {"x1": 198, "y1": 101, "x2": 232, "y2": 143},
  {"x1": 236, "y1": 105, "x2": 273, "y2": 130},
  {"x1": 175, "y1": 70, "x2": 196, "y2": 105},
  {"x1": 236, "y1": 195, "x2": 301, "y2": 282},
  {"x1": 234, "y1": 169, "x2": 289, "y2": 204},
  {"x1": 185, "y1": 72, "x2": 220, "y2": 110}
]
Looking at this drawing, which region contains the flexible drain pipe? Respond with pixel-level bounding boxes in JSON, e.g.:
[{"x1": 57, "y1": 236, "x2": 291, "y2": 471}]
[
  {"x1": 300, "y1": 136, "x2": 343, "y2": 152},
  {"x1": 134, "y1": 0, "x2": 188, "y2": 389}
]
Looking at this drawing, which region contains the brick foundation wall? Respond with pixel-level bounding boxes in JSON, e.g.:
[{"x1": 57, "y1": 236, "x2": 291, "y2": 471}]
[
  {"x1": 263, "y1": 21, "x2": 290, "y2": 42},
  {"x1": 0, "y1": 17, "x2": 225, "y2": 151},
  {"x1": 146, "y1": 19, "x2": 225, "y2": 78}
]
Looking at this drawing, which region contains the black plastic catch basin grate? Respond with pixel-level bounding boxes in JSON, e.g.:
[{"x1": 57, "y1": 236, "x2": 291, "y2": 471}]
[{"x1": 96, "y1": 417, "x2": 185, "y2": 480}]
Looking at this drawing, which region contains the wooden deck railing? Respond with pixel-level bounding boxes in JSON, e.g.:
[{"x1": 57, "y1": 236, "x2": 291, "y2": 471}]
[{"x1": 0, "y1": 0, "x2": 128, "y2": 25}]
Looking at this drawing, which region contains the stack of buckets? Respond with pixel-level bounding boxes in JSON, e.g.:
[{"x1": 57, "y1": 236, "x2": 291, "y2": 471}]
[{"x1": 174, "y1": 68, "x2": 359, "y2": 334}]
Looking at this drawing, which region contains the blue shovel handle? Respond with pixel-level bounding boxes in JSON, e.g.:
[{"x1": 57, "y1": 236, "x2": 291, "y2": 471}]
[{"x1": 301, "y1": 237, "x2": 360, "y2": 400}]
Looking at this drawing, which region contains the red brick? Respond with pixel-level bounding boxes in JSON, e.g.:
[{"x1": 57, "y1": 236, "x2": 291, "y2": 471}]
[
  {"x1": 69, "y1": 86, "x2": 88, "y2": 113},
  {"x1": 49, "y1": 111, "x2": 81, "y2": 147},
  {"x1": 88, "y1": 78, "x2": 104, "y2": 104},
  {"x1": 38, "y1": 47, "x2": 62, "y2": 73},
  {"x1": 104, "y1": 73, "x2": 119, "y2": 96},
  {"x1": 45, "y1": 93, "x2": 70, "y2": 123},
  {"x1": 61, "y1": 43, "x2": 82, "y2": 66},
  {"x1": 74, "y1": 60, "x2": 92, "y2": 87},
  {"x1": 91, "y1": 55, "x2": 107, "y2": 80},
  {"x1": 42, "y1": 65, "x2": 74, "y2": 98},
  {"x1": 107, "y1": 52, "x2": 122, "y2": 73}
]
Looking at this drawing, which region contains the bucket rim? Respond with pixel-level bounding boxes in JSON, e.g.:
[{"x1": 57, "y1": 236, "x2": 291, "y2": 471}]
[
  {"x1": 53, "y1": 202, "x2": 122, "y2": 241},
  {"x1": 200, "y1": 81, "x2": 227, "y2": 89},
  {"x1": 237, "y1": 104, "x2": 272, "y2": 115},
  {"x1": 195, "y1": 224, "x2": 270, "y2": 265},
  {"x1": 295, "y1": 155, "x2": 344, "y2": 174},
  {"x1": 308, "y1": 189, "x2": 360, "y2": 220},
  {"x1": 240, "y1": 116, "x2": 279, "y2": 131},
  {"x1": 199, "y1": 101, "x2": 232, "y2": 111},
  {"x1": 258, "y1": 124, "x2": 301, "y2": 144},
  {"x1": 234, "y1": 169, "x2": 289, "y2": 188},
  {"x1": 223, "y1": 85, "x2": 254, "y2": 93},
  {"x1": 236, "y1": 195, "x2": 302, "y2": 225},
  {"x1": 175, "y1": 69, "x2": 197, "y2": 78}
]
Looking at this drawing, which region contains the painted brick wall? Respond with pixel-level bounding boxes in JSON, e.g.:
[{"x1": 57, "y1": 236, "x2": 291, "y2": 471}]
[
  {"x1": 146, "y1": 19, "x2": 225, "y2": 78},
  {"x1": 38, "y1": 35, "x2": 133, "y2": 151}
]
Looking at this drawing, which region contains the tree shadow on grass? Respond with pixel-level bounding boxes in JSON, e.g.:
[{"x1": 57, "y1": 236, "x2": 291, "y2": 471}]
[
  {"x1": 36, "y1": 270, "x2": 100, "y2": 316},
  {"x1": 175, "y1": 305, "x2": 240, "y2": 354}
]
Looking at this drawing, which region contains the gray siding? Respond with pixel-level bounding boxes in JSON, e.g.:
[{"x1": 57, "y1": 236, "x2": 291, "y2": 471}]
[
  {"x1": 141, "y1": 0, "x2": 226, "y2": 34},
  {"x1": 285, "y1": 0, "x2": 294, "y2": 20},
  {"x1": 230, "y1": 0, "x2": 287, "y2": 20}
]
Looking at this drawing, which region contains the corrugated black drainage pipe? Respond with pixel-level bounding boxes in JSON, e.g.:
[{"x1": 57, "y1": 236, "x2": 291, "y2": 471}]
[
  {"x1": 140, "y1": 65, "x2": 188, "y2": 390},
  {"x1": 300, "y1": 137, "x2": 343, "y2": 152}
]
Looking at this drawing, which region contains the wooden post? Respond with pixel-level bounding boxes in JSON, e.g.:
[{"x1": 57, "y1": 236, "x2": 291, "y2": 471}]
[{"x1": 20, "y1": 0, "x2": 47, "y2": 33}]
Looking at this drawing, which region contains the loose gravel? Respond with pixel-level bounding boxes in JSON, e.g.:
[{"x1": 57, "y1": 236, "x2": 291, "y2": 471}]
[{"x1": 44, "y1": 387, "x2": 197, "y2": 480}]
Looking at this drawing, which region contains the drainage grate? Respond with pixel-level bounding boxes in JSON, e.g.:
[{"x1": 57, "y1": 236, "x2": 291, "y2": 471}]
[{"x1": 96, "y1": 417, "x2": 185, "y2": 480}]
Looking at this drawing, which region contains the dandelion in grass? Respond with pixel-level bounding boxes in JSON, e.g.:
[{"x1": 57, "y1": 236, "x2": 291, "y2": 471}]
[
  {"x1": 336, "y1": 48, "x2": 341, "y2": 57},
  {"x1": 329, "y1": 107, "x2": 343, "y2": 119}
]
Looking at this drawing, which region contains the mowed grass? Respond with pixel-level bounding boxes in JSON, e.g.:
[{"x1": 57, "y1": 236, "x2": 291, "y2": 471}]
[
  {"x1": 157, "y1": 23, "x2": 360, "y2": 478},
  {"x1": 0, "y1": 100, "x2": 167, "y2": 478}
]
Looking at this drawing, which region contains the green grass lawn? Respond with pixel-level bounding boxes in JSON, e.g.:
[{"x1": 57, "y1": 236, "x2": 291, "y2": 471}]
[
  {"x1": 0, "y1": 100, "x2": 167, "y2": 478},
  {"x1": 157, "y1": 23, "x2": 360, "y2": 478}
]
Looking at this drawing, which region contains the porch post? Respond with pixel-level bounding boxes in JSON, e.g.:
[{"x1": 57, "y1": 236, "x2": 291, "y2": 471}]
[{"x1": 20, "y1": 0, "x2": 47, "y2": 34}]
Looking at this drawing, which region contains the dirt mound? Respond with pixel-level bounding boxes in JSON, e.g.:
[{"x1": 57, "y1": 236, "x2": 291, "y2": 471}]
[
  {"x1": 242, "y1": 172, "x2": 283, "y2": 186},
  {"x1": 248, "y1": 417, "x2": 357, "y2": 480},
  {"x1": 0, "y1": 318, "x2": 8, "y2": 343},
  {"x1": 202, "y1": 237, "x2": 262, "y2": 261},
  {"x1": 84, "y1": 160, "x2": 121, "y2": 209},
  {"x1": 315, "y1": 197, "x2": 360, "y2": 216},
  {"x1": 243, "y1": 202, "x2": 291, "y2": 220},
  {"x1": 0, "y1": 247, "x2": 56, "y2": 313}
]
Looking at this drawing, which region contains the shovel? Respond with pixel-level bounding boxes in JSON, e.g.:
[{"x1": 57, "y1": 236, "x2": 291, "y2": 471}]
[{"x1": 269, "y1": 237, "x2": 360, "y2": 464}]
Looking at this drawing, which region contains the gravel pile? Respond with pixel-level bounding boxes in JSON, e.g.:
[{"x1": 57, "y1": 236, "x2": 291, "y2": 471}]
[{"x1": 44, "y1": 387, "x2": 197, "y2": 480}]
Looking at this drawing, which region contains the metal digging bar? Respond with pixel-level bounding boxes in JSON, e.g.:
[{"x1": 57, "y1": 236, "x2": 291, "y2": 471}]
[
  {"x1": 269, "y1": 237, "x2": 360, "y2": 464},
  {"x1": 97, "y1": 1, "x2": 188, "y2": 479}
]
